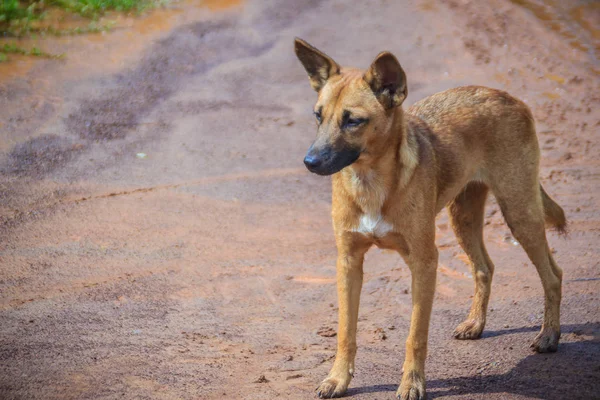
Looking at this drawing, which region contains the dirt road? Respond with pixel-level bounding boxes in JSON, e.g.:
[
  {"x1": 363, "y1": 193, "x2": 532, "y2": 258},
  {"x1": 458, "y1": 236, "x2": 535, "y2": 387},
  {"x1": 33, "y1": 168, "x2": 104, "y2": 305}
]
[{"x1": 1, "y1": 0, "x2": 599, "y2": 399}]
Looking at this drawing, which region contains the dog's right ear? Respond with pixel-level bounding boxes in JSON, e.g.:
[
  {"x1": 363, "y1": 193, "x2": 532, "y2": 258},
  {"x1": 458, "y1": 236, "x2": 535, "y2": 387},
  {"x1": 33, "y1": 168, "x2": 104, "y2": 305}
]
[
  {"x1": 294, "y1": 38, "x2": 340, "y2": 92},
  {"x1": 364, "y1": 52, "x2": 407, "y2": 109}
]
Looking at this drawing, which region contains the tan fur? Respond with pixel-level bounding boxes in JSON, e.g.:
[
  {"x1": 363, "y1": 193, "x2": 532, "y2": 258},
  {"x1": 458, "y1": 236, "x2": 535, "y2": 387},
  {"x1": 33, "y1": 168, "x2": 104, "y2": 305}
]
[{"x1": 294, "y1": 39, "x2": 565, "y2": 400}]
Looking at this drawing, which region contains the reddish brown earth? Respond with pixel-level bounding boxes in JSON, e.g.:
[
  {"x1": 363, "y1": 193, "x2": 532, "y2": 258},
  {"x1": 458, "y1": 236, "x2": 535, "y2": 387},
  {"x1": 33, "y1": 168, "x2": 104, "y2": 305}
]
[{"x1": 1, "y1": 0, "x2": 599, "y2": 399}]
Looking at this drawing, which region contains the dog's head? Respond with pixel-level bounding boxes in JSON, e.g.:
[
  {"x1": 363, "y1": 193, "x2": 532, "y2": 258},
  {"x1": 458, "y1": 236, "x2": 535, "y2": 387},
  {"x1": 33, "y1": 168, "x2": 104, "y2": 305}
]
[{"x1": 294, "y1": 38, "x2": 408, "y2": 176}]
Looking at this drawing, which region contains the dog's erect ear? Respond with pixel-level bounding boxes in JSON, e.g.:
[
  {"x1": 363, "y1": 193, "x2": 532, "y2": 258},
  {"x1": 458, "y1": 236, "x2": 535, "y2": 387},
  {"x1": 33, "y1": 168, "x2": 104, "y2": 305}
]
[
  {"x1": 364, "y1": 52, "x2": 407, "y2": 109},
  {"x1": 294, "y1": 38, "x2": 340, "y2": 92}
]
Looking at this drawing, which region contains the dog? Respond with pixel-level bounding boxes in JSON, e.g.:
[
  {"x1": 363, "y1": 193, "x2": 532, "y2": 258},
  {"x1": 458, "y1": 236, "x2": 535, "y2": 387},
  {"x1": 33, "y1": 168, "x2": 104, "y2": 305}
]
[{"x1": 294, "y1": 38, "x2": 566, "y2": 400}]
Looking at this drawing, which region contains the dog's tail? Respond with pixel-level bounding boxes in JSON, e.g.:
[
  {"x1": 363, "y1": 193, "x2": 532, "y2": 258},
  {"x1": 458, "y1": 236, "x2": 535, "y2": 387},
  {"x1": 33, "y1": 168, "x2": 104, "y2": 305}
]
[{"x1": 540, "y1": 185, "x2": 567, "y2": 235}]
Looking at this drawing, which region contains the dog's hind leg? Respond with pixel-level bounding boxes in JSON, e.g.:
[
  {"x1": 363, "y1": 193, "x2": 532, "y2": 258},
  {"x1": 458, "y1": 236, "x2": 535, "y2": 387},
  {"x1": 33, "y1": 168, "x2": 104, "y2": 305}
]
[
  {"x1": 494, "y1": 183, "x2": 563, "y2": 352},
  {"x1": 448, "y1": 181, "x2": 494, "y2": 340}
]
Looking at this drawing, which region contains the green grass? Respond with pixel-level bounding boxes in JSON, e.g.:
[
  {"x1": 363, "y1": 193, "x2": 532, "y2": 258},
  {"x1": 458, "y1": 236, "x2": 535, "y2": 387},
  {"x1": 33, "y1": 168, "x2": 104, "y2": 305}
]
[
  {"x1": 49, "y1": 0, "x2": 167, "y2": 17},
  {"x1": 1, "y1": 0, "x2": 167, "y2": 61},
  {"x1": 0, "y1": 0, "x2": 40, "y2": 24},
  {"x1": 1, "y1": 0, "x2": 165, "y2": 22},
  {"x1": 1, "y1": 42, "x2": 64, "y2": 59}
]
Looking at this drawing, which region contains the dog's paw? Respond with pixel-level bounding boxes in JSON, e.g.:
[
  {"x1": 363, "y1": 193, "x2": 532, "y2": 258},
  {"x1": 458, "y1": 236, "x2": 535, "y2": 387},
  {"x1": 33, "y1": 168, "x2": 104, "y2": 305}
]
[
  {"x1": 530, "y1": 328, "x2": 560, "y2": 353},
  {"x1": 453, "y1": 318, "x2": 484, "y2": 340},
  {"x1": 316, "y1": 376, "x2": 350, "y2": 399},
  {"x1": 396, "y1": 370, "x2": 426, "y2": 400}
]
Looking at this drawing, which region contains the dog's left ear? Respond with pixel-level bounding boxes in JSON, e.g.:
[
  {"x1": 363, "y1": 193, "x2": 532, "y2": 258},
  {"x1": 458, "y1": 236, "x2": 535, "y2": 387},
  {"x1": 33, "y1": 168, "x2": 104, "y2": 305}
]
[
  {"x1": 294, "y1": 38, "x2": 340, "y2": 92},
  {"x1": 364, "y1": 52, "x2": 407, "y2": 109}
]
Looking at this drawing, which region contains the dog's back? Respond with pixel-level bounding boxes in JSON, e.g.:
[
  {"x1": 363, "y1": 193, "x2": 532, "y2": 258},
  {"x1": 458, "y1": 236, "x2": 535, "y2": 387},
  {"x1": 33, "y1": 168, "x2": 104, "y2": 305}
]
[{"x1": 407, "y1": 85, "x2": 566, "y2": 232}]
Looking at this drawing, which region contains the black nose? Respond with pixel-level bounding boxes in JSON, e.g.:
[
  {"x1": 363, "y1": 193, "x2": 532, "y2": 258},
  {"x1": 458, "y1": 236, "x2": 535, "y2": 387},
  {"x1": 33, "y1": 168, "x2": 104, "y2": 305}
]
[{"x1": 304, "y1": 155, "x2": 322, "y2": 170}]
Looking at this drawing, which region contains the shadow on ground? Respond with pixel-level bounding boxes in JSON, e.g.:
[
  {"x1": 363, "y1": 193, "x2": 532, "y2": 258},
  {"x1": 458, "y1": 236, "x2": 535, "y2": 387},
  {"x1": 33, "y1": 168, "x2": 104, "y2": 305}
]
[{"x1": 347, "y1": 323, "x2": 600, "y2": 400}]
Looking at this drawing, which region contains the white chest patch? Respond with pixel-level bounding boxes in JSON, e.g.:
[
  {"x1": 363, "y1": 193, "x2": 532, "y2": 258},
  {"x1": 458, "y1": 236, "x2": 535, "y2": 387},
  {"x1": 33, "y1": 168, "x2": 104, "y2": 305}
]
[{"x1": 353, "y1": 213, "x2": 393, "y2": 237}]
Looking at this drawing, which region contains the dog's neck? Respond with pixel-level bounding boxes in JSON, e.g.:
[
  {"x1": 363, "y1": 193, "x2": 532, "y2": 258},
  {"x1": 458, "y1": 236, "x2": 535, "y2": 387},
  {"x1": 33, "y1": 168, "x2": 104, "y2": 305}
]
[{"x1": 341, "y1": 108, "x2": 418, "y2": 215}]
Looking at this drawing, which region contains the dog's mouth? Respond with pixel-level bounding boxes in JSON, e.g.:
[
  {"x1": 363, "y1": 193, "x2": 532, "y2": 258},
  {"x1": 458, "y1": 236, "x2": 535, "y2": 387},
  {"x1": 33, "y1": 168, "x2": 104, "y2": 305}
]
[{"x1": 303, "y1": 145, "x2": 361, "y2": 176}]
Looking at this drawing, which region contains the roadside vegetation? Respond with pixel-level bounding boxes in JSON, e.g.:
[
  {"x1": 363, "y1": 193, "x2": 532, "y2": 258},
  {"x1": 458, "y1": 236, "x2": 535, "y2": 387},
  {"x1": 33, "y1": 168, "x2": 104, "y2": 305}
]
[{"x1": 0, "y1": 0, "x2": 168, "y2": 61}]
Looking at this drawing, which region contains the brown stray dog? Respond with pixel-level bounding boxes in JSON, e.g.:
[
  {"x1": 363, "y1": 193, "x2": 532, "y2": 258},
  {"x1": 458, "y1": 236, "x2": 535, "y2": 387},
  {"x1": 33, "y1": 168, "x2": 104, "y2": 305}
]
[{"x1": 294, "y1": 38, "x2": 566, "y2": 400}]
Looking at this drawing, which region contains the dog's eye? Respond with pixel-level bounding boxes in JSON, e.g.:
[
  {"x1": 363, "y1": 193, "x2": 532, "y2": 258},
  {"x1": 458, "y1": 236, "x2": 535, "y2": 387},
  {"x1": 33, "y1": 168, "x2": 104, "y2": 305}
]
[
  {"x1": 314, "y1": 110, "x2": 322, "y2": 123},
  {"x1": 345, "y1": 118, "x2": 367, "y2": 128}
]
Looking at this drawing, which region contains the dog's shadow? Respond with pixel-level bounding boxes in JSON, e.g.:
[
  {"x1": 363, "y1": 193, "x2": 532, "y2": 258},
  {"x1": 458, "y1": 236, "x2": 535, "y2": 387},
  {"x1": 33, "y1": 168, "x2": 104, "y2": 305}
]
[{"x1": 347, "y1": 323, "x2": 600, "y2": 400}]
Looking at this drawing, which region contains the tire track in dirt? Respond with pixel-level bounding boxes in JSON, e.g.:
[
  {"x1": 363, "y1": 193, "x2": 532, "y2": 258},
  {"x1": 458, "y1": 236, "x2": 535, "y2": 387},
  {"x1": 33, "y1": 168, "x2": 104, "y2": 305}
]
[
  {"x1": 1, "y1": 1, "x2": 324, "y2": 181},
  {"x1": 0, "y1": 167, "x2": 305, "y2": 234}
]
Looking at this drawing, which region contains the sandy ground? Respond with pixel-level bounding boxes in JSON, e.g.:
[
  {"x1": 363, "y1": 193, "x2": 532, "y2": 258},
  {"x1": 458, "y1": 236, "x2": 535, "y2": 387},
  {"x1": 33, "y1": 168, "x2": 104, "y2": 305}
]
[{"x1": 0, "y1": 0, "x2": 599, "y2": 399}]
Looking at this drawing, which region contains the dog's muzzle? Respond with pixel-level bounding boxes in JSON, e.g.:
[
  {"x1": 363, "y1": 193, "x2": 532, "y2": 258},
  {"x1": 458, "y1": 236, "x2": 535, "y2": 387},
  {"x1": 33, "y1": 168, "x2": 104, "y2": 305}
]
[{"x1": 303, "y1": 144, "x2": 360, "y2": 176}]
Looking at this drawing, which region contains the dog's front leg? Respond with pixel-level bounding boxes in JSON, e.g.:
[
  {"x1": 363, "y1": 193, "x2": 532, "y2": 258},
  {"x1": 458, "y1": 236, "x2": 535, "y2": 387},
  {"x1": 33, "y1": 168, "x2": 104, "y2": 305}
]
[
  {"x1": 397, "y1": 245, "x2": 438, "y2": 400},
  {"x1": 317, "y1": 235, "x2": 369, "y2": 399}
]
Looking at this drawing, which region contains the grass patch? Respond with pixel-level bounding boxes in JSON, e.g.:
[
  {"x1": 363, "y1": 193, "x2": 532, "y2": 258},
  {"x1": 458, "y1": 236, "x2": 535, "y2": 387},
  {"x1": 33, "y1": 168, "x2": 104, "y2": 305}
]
[
  {"x1": 1, "y1": 0, "x2": 166, "y2": 34},
  {"x1": 51, "y1": 0, "x2": 166, "y2": 16},
  {"x1": 1, "y1": 42, "x2": 64, "y2": 59},
  {"x1": 1, "y1": 0, "x2": 165, "y2": 23},
  {"x1": 1, "y1": 0, "x2": 167, "y2": 61},
  {"x1": 24, "y1": 20, "x2": 117, "y2": 35},
  {"x1": 0, "y1": 0, "x2": 41, "y2": 25}
]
